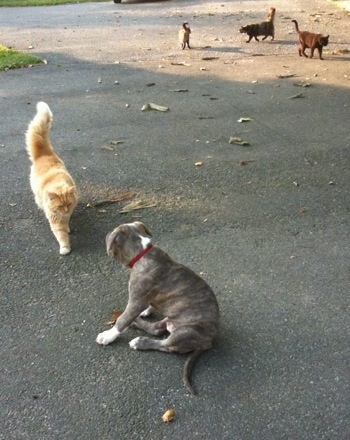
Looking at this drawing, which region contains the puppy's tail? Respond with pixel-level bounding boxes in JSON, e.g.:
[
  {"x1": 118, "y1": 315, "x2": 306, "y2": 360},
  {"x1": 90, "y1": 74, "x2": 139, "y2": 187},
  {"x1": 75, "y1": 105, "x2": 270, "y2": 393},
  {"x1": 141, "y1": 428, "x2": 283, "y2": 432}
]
[
  {"x1": 183, "y1": 349, "x2": 204, "y2": 395},
  {"x1": 25, "y1": 101, "x2": 54, "y2": 162},
  {"x1": 291, "y1": 20, "x2": 300, "y2": 34}
]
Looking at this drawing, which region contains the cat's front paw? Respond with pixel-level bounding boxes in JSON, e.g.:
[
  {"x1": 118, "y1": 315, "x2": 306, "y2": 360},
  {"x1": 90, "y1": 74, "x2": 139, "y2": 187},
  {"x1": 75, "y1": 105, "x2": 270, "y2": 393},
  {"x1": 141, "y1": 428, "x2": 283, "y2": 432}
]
[
  {"x1": 96, "y1": 327, "x2": 120, "y2": 345},
  {"x1": 60, "y1": 246, "x2": 71, "y2": 255}
]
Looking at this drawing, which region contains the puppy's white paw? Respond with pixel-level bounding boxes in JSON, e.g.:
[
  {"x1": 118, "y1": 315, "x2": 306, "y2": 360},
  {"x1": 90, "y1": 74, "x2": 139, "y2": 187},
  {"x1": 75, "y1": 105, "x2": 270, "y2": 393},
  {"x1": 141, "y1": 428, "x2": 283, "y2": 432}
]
[
  {"x1": 60, "y1": 246, "x2": 71, "y2": 255},
  {"x1": 129, "y1": 337, "x2": 141, "y2": 350},
  {"x1": 139, "y1": 306, "x2": 153, "y2": 318},
  {"x1": 96, "y1": 327, "x2": 120, "y2": 345}
]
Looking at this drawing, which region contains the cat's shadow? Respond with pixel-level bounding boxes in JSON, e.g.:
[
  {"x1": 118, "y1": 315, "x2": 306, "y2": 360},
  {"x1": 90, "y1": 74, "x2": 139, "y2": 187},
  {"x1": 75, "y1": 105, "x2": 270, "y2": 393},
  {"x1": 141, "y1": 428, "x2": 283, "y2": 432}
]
[
  {"x1": 70, "y1": 202, "x2": 119, "y2": 255},
  {"x1": 196, "y1": 46, "x2": 244, "y2": 54},
  {"x1": 275, "y1": 39, "x2": 301, "y2": 46}
]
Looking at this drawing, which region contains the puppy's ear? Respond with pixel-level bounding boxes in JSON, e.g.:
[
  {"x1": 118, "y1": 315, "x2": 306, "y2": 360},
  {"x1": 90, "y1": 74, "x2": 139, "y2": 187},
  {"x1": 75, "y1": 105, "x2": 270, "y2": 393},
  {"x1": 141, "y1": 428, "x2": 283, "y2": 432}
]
[
  {"x1": 133, "y1": 221, "x2": 152, "y2": 237},
  {"x1": 106, "y1": 229, "x2": 123, "y2": 257}
]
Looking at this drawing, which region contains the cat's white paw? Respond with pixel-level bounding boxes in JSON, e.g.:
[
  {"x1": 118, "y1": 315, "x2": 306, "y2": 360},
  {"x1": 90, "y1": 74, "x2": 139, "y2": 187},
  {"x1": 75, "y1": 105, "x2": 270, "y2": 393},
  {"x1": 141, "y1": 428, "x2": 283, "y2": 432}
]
[
  {"x1": 129, "y1": 337, "x2": 141, "y2": 350},
  {"x1": 60, "y1": 246, "x2": 71, "y2": 255},
  {"x1": 96, "y1": 327, "x2": 120, "y2": 345}
]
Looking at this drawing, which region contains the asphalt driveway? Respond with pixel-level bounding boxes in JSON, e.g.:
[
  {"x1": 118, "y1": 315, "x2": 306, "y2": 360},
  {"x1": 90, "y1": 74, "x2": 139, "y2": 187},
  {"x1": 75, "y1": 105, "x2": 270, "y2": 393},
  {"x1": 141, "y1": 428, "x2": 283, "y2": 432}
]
[{"x1": 1, "y1": 1, "x2": 349, "y2": 439}]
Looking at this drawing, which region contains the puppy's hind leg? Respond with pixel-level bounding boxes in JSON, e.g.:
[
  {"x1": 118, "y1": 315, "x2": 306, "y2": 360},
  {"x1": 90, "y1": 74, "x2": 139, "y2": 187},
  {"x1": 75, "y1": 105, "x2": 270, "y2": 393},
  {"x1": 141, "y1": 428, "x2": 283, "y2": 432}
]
[
  {"x1": 129, "y1": 335, "x2": 170, "y2": 352},
  {"x1": 130, "y1": 325, "x2": 211, "y2": 354},
  {"x1": 131, "y1": 317, "x2": 168, "y2": 336}
]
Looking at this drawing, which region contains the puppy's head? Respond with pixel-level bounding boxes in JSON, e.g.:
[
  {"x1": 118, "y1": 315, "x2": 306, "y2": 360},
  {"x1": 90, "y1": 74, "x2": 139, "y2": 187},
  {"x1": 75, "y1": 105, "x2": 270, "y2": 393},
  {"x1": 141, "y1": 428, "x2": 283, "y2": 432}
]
[{"x1": 106, "y1": 222, "x2": 152, "y2": 267}]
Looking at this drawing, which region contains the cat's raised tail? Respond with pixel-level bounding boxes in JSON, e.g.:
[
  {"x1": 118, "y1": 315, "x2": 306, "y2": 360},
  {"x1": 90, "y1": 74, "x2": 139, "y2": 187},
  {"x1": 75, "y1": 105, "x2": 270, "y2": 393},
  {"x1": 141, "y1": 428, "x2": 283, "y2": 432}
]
[
  {"x1": 291, "y1": 20, "x2": 300, "y2": 34},
  {"x1": 26, "y1": 101, "x2": 54, "y2": 162}
]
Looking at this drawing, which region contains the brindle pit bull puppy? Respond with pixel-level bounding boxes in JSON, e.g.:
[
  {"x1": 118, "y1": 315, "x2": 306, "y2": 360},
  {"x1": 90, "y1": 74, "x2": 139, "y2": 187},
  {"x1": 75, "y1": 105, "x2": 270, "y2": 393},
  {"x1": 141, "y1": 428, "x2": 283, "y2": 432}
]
[{"x1": 96, "y1": 222, "x2": 219, "y2": 395}]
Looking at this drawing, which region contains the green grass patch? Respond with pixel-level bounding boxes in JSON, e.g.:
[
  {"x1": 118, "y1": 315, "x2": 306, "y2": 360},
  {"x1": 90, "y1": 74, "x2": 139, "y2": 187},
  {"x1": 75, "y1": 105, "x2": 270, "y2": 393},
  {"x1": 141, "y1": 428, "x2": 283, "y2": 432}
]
[
  {"x1": 0, "y1": 0, "x2": 109, "y2": 6},
  {"x1": 0, "y1": 44, "x2": 43, "y2": 71}
]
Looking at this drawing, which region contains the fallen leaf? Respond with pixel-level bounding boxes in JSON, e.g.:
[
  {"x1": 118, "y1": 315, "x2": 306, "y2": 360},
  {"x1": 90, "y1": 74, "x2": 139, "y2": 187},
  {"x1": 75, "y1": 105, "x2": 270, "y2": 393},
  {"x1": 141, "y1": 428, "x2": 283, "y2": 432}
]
[
  {"x1": 277, "y1": 74, "x2": 296, "y2": 79},
  {"x1": 201, "y1": 56, "x2": 219, "y2": 61},
  {"x1": 237, "y1": 117, "x2": 253, "y2": 123},
  {"x1": 170, "y1": 89, "x2": 189, "y2": 92},
  {"x1": 240, "y1": 159, "x2": 255, "y2": 165},
  {"x1": 100, "y1": 145, "x2": 114, "y2": 151},
  {"x1": 229, "y1": 136, "x2": 250, "y2": 146},
  {"x1": 170, "y1": 62, "x2": 191, "y2": 66},
  {"x1": 110, "y1": 140, "x2": 124, "y2": 145},
  {"x1": 195, "y1": 161, "x2": 204, "y2": 167},
  {"x1": 103, "y1": 310, "x2": 123, "y2": 326},
  {"x1": 93, "y1": 191, "x2": 136, "y2": 207},
  {"x1": 142, "y1": 103, "x2": 169, "y2": 112},
  {"x1": 120, "y1": 200, "x2": 157, "y2": 213},
  {"x1": 198, "y1": 116, "x2": 214, "y2": 120},
  {"x1": 162, "y1": 409, "x2": 175, "y2": 423},
  {"x1": 146, "y1": 82, "x2": 155, "y2": 87},
  {"x1": 293, "y1": 82, "x2": 311, "y2": 88},
  {"x1": 288, "y1": 93, "x2": 304, "y2": 99}
]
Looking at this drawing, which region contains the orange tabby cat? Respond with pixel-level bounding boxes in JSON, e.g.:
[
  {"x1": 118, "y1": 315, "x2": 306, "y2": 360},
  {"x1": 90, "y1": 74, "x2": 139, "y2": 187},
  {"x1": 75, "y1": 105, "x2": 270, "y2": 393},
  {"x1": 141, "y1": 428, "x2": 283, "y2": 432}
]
[{"x1": 25, "y1": 102, "x2": 77, "y2": 255}]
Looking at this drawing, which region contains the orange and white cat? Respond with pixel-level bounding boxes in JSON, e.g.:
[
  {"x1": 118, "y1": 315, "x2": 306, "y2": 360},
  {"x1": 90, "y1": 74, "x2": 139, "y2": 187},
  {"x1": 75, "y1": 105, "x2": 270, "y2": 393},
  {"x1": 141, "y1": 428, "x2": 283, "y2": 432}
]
[{"x1": 25, "y1": 102, "x2": 77, "y2": 255}]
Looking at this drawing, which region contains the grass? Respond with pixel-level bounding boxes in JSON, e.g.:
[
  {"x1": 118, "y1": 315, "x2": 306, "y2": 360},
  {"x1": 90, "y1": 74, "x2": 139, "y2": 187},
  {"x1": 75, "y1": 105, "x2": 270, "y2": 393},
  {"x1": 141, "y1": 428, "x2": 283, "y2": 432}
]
[
  {"x1": 0, "y1": 44, "x2": 43, "y2": 71},
  {"x1": 0, "y1": 0, "x2": 109, "y2": 6}
]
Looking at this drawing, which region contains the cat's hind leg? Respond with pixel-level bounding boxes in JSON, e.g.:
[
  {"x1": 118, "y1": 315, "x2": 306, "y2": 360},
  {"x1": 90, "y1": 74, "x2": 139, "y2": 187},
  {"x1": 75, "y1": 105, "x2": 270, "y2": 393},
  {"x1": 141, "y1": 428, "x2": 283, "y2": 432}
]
[{"x1": 301, "y1": 44, "x2": 308, "y2": 58}]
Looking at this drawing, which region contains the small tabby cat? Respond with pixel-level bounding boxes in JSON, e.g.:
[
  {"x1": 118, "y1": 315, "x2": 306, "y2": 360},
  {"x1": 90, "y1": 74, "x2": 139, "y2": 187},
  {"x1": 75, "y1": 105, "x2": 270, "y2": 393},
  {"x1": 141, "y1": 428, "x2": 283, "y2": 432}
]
[
  {"x1": 292, "y1": 20, "x2": 329, "y2": 60},
  {"x1": 25, "y1": 102, "x2": 77, "y2": 255},
  {"x1": 240, "y1": 7, "x2": 276, "y2": 43},
  {"x1": 179, "y1": 22, "x2": 191, "y2": 49}
]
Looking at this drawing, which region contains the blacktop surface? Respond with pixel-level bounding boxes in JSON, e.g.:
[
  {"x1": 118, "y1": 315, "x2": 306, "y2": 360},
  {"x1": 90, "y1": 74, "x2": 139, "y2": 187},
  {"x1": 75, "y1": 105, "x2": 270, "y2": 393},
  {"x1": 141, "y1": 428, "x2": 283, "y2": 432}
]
[{"x1": 0, "y1": 0, "x2": 349, "y2": 439}]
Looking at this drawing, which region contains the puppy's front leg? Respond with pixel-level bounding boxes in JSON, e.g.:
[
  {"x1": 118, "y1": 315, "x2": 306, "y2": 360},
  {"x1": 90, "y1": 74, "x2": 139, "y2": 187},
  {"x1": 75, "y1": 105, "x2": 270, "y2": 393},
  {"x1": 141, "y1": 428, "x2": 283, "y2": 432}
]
[{"x1": 96, "y1": 301, "x2": 147, "y2": 346}]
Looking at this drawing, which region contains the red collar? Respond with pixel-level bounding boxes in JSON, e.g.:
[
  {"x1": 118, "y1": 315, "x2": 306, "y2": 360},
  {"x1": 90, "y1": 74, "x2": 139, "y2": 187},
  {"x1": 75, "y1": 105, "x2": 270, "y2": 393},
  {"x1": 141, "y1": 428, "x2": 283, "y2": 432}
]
[{"x1": 128, "y1": 244, "x2": 153, "y2": 268}]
